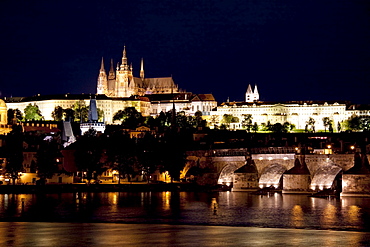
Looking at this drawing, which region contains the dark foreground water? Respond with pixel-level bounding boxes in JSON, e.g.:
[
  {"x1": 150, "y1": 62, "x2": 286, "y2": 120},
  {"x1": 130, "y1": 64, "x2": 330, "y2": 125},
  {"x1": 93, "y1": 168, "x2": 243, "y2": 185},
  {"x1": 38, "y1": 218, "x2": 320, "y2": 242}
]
[{"x1": 1, "y1": 192, "x2": 370, "y2": 246}]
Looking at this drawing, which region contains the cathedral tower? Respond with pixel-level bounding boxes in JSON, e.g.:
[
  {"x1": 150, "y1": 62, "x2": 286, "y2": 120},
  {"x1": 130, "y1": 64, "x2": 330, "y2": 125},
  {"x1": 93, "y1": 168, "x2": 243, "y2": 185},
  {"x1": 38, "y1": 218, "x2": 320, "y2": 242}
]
[
  {"x1": 116, "y1": 46, "x2": 130, "y2": 97},
  {"x1": 97, "y1": 57, "x2": 108, "y2": 95}
]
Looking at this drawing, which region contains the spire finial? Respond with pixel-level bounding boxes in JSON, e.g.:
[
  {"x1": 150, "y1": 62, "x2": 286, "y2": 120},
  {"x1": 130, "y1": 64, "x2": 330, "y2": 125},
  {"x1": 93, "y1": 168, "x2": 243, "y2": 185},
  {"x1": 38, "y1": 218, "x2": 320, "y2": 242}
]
[{"x1": 140, "y1": 58, "x2": 145, "y2": 80}]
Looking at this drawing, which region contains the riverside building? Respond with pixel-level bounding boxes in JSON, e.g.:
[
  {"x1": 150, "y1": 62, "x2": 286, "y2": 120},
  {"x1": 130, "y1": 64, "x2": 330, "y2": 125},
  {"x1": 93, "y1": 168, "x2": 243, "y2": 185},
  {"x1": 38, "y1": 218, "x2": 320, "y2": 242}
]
[{"x1": 210, "y1": 84, "x2": 368, "y2": 131}]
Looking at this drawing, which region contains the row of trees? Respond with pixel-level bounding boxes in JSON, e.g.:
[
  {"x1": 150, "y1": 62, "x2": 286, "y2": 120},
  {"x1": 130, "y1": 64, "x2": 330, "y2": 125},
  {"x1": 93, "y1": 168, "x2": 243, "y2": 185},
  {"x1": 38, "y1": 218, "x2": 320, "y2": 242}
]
[
  {"x1": 7, "y1": 104, "x2": 43, "y2": 123},
  {"x1": 51, "y1": 101, "x2": 104, "y2": 122},
  {"x1": 8, "y1": 103, "x2": 370, "y2": 133},
  {"x1": 343, "y1": 116, "x2": 370, "y2": 132},
  {"x1": 305, "y1": 116, "x2": 370, "y2": 133},
  {"x1": 113, "y1": 107, "x2": 206, "y2": 130},
  {"x1": 218, "y1": 114, "x2": 295, "y2": 133},
  {"x1": 305, "y1": 117, "x2": 335, "y2": 133},
  {"x1": 7, "y1": 101, "x2": 105, "y2": 124}
]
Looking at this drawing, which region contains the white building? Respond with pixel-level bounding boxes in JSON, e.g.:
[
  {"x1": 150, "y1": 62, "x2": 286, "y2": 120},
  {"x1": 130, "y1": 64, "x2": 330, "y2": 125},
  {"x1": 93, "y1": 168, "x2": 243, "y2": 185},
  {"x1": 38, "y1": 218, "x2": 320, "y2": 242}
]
[
  {"x1": 211, "y1": 85, "x2": 365, "y2": 131},
  {"x1": 5, "y1": 92, "x2": 217, "y2": 124}
]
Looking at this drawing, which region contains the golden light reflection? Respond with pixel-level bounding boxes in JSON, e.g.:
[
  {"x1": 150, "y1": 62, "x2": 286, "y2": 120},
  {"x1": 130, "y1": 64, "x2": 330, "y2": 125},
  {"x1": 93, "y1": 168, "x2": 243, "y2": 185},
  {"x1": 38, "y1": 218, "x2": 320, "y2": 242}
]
[
  {"x1": 112, "y1": 193, "x2": 117, "y2": 205},
  {"x1": 347, "y1": 205, "x2": 361, "y2": 224},
  {"x1": 162, "y1": 191, "x2": 170, "y2": 210},
  {"x1": 322, "y1": 204, "x2": 336, "y2": 225},
  {"x1": 291, "y1": 205, "x2": 303, "y2": 227}
]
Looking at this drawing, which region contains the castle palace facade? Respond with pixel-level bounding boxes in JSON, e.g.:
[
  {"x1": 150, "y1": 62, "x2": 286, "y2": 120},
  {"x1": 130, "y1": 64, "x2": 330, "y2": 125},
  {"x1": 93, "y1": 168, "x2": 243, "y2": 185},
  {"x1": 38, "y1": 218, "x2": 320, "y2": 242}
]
[
  {"x1": 97, "y1": 46, "x2": 178, "y2": 97},
  {"x1": 210, "y1": 84, "x2": 370, "y2": 131}
]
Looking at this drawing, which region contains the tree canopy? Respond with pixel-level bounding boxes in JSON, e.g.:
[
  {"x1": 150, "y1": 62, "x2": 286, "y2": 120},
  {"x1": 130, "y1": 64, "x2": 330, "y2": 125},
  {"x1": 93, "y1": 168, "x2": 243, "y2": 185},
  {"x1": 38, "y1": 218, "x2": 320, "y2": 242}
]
[
  {"x1": 24, "y1": 103, "x2": 43, "y2": 121},
  {"x1": 113, "y1": 107, "x2": 144, "y2": 129}
]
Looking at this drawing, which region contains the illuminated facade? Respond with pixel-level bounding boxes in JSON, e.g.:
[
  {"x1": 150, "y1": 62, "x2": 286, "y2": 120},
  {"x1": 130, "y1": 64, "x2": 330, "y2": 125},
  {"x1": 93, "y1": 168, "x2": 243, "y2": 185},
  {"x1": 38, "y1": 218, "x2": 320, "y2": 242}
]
[
  {"x1": 211, "y1": 88, "x2": 369, "y2": 131},
  {"x1": 5, "y1": 93, "x2": 217, "y2": 124},
  {"x1": 97, "y1": 46, "x2": 178, "y2": 97},
  {"x1": 0, "y1": 99, "x2": 12, "y2": 134},
  {"x1": 147, "y1": 93, "x2": 217, "y2": 116},
  {"x1": 5, "y1": 94, "x2": 151, "y2": 124}
]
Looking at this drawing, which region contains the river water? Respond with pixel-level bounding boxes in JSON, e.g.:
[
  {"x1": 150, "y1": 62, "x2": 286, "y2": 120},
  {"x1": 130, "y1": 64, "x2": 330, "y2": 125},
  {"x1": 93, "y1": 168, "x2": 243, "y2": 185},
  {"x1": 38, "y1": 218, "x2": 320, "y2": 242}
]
[{"x1": 1, "y1": 191, "x2": 370, "y2": 246}]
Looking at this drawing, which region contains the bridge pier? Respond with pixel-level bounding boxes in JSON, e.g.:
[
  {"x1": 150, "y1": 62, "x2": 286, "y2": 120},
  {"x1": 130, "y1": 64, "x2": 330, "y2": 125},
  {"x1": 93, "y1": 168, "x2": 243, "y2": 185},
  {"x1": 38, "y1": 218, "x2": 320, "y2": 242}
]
[{"x1": 282, "y1": 157, "x2": 311, "y2": 194}]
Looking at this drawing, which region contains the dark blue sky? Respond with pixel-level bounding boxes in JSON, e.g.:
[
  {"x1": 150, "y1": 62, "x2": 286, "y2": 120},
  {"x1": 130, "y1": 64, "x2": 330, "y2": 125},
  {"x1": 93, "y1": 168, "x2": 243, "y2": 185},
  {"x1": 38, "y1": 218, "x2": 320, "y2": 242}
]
[{"x1": 1, "y1": 0, "x2": 370, "y2": 103}]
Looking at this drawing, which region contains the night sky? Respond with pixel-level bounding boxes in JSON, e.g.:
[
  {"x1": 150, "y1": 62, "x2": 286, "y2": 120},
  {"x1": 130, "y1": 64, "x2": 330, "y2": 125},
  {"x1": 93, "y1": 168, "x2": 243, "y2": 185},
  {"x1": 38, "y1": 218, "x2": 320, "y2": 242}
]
[{"x1": 1, "y1": 0, "x2": 370, "y2": 103}]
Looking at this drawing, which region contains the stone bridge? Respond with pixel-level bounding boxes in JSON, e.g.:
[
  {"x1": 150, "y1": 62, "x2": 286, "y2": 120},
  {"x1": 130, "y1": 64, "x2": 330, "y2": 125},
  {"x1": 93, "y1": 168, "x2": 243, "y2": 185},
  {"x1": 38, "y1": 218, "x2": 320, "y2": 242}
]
[{"x1": 183, "y1": 148, "x2": 368, "y2": 195}]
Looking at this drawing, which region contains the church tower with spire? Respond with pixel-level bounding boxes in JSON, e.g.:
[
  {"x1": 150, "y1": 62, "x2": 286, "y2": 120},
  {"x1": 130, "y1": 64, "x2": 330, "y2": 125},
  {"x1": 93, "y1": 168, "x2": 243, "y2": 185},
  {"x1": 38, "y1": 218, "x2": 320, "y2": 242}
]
[
  {"x1": 116, "y1": 46, "x2": 130, "y2": 97},
  {"x1": 97, "y1": 57, "x2": 108, "y2": 95},
  {"x1": 245, "y1": 84, "x2": 259, "y2": 102}
]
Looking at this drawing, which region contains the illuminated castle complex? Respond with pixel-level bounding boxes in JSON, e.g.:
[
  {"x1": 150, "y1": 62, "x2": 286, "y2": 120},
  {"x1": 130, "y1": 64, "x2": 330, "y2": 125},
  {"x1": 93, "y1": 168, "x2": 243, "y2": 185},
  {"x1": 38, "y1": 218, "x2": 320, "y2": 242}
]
[
  {"x1": 4, "y1": 46, "x2": 217, "y2": 123},
  {"x1": 97, "y1": 46, "x2": 178, "y2": 97}
]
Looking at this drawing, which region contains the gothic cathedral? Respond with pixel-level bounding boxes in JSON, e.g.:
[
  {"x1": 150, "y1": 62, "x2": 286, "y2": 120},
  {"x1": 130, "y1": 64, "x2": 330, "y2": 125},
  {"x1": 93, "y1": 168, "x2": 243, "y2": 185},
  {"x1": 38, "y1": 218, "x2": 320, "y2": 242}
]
[{"x1": 96, "y1": 46, "x2": 179, "y2": 97}]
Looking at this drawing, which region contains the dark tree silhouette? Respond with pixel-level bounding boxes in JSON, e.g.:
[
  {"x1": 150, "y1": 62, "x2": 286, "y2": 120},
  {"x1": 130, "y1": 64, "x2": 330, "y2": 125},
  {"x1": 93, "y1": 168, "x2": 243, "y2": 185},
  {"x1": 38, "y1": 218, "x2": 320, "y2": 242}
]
[
  {"x1": 36, "y1": 138, "x2": 62, "y2": 185},
  {"x1": 5, "y1": 126, "x2": 24, "y2": 185},
  {"x1": 74, "y1": 130, "x2": 105, "y2": 183}
]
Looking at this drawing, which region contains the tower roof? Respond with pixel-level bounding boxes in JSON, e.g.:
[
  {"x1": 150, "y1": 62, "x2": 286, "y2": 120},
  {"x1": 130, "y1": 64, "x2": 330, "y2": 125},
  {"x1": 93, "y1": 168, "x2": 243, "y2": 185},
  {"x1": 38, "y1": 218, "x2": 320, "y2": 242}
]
[
  {"x1": 246, "y1": 84, "x2": 253, "y2": 94},
  {"x1": 88, "y1": 98, "x2": 99, "y2": 122},
  {"x1": 100, "y1": 57, "x2": 105, "y2": 71},
  {"x1": 254, "y1": 84, "x2": 258, "y2": 94}
]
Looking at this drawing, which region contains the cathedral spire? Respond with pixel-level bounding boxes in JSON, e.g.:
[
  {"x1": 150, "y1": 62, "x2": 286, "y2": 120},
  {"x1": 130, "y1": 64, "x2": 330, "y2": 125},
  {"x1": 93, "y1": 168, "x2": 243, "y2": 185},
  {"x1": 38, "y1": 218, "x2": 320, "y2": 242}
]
[
  {"x1": 254, "y1": 85, "x2": 258, "y2": 95},
  {"x1": 108, "y1": 58, "x2": 115, "y2": 80},
  {"x1": 140, "y1": 58, "x2": 145, "y2": 80},
  {"x1": 121, "y1": 45, "x2": 128, "y2": 71},
  {"x1": 100, "y1": 57, "x2": 105, "y2": 71},
  {"x1": 129, "y1": 62, "x2": 133, "y2": 77},
  {"x1": 246, "y1": 84, "x2": 252, "y2": 94},
  {"x1": 245, "y1": 84, "x2": 253, "y2": 102},
  {"x1": 97, "y1": 57, "x2": 107, "y2": 95},
  {"x1": 253, "y1": 84, "x2": 259, "y2": 101}
]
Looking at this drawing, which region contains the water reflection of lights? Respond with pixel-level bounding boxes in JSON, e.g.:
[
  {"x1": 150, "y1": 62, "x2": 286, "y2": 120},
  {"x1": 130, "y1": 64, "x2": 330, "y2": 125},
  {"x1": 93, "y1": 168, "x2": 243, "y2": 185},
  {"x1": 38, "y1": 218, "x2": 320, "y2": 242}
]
[
  {"x1": 163, "y1": 191, "x2": 170, "y2": 210},
  {"x1": 348, "y1": 205, "x2": 361, "y2": 224},
  {"x1": 211, "y1": 198, "x2": 218, "y2": 209},
  {"x1": 292, "y1": 205, "x2": 303, "y2": 227},
  {"x1": 323, "y1": 204, "x2": 336, "y2": 224},
  {"x1": 311, "y1": 197, "x2": 316, "y2": 208},
  {"x1": 112, "y1": 193, "x2": 117, "y2": 205}
]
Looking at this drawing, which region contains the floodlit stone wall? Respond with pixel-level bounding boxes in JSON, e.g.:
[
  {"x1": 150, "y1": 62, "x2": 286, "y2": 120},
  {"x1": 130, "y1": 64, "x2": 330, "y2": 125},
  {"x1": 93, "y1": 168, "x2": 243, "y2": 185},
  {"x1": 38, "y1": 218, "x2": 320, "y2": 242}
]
[
  {"x1": 233, "y1": 173, "x2": 259, "y2": 190},
  {"x1": 283, "y1": 174, "x2": 311, "y2": 192},
  {"x1": 342, "y1": 174, "x2": 370, "y2": 196},
  {"x1": 305, "y1": 154, "x2": 354, "y2": 174}
]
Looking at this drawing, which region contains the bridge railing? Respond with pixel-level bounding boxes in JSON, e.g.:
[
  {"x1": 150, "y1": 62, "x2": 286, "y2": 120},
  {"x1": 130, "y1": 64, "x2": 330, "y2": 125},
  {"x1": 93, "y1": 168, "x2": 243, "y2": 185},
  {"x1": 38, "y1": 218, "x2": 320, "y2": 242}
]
[
  {"x1": 251, "y1": 147, "x2": 296, "y2": 154},
  {"x1": 186, "y1": 147, "x2": 296, "y2": 157}
]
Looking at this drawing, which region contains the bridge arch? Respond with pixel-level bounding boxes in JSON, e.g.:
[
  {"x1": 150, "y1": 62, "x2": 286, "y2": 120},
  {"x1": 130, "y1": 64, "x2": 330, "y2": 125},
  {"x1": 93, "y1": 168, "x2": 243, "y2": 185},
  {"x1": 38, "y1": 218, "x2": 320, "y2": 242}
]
[
  {"x1": 310, "y1": 164, "x2": 342, "y2": 190},
  {"x1": 259, "y1": 163, "x2": 287, "y2": 188},
  {"x1": 218, "y1": 163, "x2": 243, "y2": 185}
]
